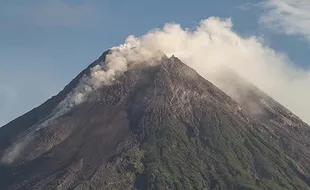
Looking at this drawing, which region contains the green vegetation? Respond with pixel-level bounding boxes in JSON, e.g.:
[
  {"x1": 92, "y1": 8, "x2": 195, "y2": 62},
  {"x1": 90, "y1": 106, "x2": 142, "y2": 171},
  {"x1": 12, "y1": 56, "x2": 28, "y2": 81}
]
[{"x1": 129, "y1": 105, "x2": 310, "y2": 190}]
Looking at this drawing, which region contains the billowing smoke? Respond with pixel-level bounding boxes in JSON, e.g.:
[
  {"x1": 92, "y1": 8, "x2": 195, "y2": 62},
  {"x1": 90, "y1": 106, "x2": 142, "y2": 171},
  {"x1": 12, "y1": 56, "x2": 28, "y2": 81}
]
[
  {"x1": 111, "y1": 17, "x2": 309, "y2": 124},
  {"x1": 30, "y1": 42, "x2": 164, "y2": 130},
  {"x1": 55, "y1": 41, "x2": 164, "y2": 115},
  {"x1": 2, "y1": 17, "x2": 310, "y2": 164},
  {"x1": 44, "y1": 17, "x2": 310, "y2": 125}
]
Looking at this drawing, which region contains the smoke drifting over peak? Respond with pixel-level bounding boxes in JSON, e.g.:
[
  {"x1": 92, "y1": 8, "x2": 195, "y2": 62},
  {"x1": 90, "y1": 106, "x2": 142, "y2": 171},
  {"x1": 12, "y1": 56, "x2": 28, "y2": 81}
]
[
  {"x1": 2, "y1": 17, "x2": 310, "y2": 164},
  {"x1": 59, "y1": 17, "x2": 310, "y2": 124},
  {"x1": 57, "y1": 43, "x2": 165, "y2": 111},
  {"x1": 117, "y1": 17, "x2": 309, "y2": 124}
]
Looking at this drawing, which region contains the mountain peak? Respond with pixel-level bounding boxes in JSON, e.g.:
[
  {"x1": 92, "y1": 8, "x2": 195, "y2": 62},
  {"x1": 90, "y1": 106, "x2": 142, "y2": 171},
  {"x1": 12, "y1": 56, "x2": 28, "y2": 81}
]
[{"x1": 0, "y1": 51, "x2": 310, "y2": 189}]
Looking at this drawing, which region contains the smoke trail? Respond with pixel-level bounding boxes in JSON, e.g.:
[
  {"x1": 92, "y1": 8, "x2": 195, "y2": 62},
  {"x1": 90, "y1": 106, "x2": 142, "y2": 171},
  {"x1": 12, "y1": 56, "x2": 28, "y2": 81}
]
[{"x1": 1, "y1": 133, "x2": 35, "y2": 164}]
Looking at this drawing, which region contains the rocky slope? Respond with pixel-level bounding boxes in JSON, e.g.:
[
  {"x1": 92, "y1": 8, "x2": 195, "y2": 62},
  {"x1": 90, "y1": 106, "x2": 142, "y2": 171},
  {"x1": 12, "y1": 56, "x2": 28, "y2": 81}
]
[{"x1": 0, "y1": 52, "x2": 309, "y2": 190}]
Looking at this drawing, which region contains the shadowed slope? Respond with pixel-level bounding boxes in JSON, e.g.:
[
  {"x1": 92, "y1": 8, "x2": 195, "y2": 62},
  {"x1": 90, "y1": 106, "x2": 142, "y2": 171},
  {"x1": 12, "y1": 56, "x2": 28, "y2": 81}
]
[{"x1": 213, "y1": 69, "x2": 310, "y2": 178}]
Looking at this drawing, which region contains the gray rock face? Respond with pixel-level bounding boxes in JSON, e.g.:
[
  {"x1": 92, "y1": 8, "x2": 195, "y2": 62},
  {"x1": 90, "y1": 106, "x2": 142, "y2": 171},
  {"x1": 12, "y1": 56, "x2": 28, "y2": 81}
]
[{"x1": 0, "y1": 52, "x2": 309, "y2": 190}]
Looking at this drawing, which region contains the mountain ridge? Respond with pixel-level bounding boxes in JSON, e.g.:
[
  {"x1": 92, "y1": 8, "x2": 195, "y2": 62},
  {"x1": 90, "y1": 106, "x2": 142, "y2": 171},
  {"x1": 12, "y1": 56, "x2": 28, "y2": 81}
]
[{"x1": 0, "y1": 52, "x2": 309, "y2": 189}]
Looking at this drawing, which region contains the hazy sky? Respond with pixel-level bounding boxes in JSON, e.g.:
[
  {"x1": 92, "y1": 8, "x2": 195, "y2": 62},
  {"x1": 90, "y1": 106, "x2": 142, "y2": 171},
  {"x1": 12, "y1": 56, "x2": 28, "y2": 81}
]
[{"x1": 0, "y1": 0, "x2": 310, "y2": 126}]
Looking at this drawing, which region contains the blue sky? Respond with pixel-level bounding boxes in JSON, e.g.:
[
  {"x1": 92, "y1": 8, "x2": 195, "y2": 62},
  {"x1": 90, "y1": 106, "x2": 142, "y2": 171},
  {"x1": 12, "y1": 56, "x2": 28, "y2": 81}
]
[{"x1": 1, "y1": 0, "x2": 310, "y2": 126}]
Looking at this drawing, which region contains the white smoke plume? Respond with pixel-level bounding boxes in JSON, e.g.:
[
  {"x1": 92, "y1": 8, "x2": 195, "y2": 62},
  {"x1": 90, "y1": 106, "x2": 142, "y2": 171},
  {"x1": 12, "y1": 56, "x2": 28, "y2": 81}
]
[
  {"x1": 1, "y1": 134, "x2": 33, "y2": 164},
  {"x1": 2, "y1": 17, "x2": 310, "y2": 164},
  {"x1": 106, "y1": 17, "x2": 309, "y2": 124},
  {"x1": 55, "y1": 41, "x2": 164, "y2": 114},
  {"x1": 43, "y1": 17, "x2": 310, "y2": 125},
  {"x1": 31, "y1": 42, "x2": 164, "y2": 130}
]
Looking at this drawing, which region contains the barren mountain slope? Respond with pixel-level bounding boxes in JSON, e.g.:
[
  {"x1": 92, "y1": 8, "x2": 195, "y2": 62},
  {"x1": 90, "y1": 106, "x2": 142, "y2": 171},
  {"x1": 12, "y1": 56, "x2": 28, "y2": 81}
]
[{"x1": 0, "y1": 53, "x2": 309, "y2": 190}]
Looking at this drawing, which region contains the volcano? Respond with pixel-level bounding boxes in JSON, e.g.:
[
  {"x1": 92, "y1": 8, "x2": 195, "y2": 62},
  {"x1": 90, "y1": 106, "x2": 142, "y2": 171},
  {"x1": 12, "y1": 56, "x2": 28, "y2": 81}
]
[{"x1": 0, "y1": 51, "x2": 309, "y2": 190}]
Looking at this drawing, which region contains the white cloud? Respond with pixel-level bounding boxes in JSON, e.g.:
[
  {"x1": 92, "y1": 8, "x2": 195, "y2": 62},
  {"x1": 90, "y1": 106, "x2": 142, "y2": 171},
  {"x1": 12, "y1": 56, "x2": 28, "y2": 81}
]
[
  {"x1": 237, "y1": 2, "x2": 255, "y2": 10},
  {"x1": 15, "y1": 0, "x2": 98, "y2": 28},
  {"x1": 260, "y1": 0, "x2": 310, "y2": 40}
]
